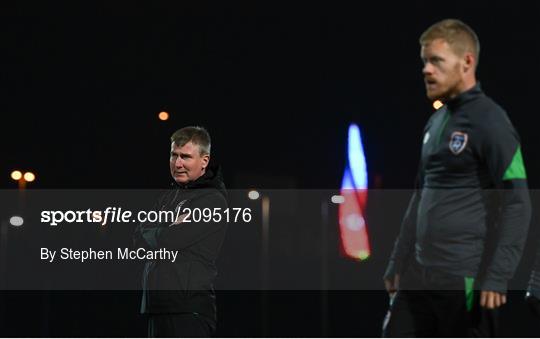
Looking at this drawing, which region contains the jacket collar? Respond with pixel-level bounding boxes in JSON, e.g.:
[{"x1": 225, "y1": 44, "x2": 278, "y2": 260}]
[
  {"x1": 169, "y1": 164, "x2": 227, "y2": 198},
  {"x1": 446, "y1": 82, "x2": 483, "y2": 110}
]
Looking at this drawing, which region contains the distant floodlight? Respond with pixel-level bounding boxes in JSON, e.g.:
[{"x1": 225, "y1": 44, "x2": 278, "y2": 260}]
[
  {"x1": 24, "y1": 172, "x2": 35, "y2": 182},
  {"x1": 11, "y1": 170, "x2": 22, "y2": 181},
  {"x1": 9, "y1": 216, "x2": 24, "y2": 227},
  {"x1": 158, "y1": 111, "x2": 169, "y2": 121},
  {"x1": 248, "y1": 190, "x2": 260, "y2": 200},
  {"x1": 331, "y1": 195, "x2": 345, "y2": 204},
  {"x1": 433, "y1": 100, "x2": 443, "y2": 110}
]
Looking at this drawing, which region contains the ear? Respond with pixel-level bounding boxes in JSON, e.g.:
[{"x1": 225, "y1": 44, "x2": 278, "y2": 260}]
[
  {"x1": 463, "y1": 52, "x2": 475, "y2": 73},
  {"x1": 201, "y1": 154, "x2": 210, "y2": 169}
]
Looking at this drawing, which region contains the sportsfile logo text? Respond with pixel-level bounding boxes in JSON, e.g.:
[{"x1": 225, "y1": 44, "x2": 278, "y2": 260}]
[
  {"x1": 40, "y1": 207, "x2": 253, "y2": 226},
  {"x1": 40, "y1": 207, "x2": 178, "y2": 226}
]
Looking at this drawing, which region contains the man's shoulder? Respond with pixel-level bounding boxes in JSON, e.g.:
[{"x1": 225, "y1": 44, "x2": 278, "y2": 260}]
[
  {"x1": 464, "y1": 95, "x2": 513, "y2": 132},
  {"x1": 467, "y1": 94, "x2": 508, "y2": 120}
]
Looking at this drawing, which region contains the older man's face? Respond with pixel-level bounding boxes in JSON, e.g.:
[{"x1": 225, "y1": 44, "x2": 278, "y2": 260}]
[{"x1": 169, "y1": 141, "x2": 209, "y2": 184}]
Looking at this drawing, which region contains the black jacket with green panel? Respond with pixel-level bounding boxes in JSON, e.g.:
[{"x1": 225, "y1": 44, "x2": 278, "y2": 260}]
[{"x1": 385, "y1": 84, "x2": 531, "y2": 293}]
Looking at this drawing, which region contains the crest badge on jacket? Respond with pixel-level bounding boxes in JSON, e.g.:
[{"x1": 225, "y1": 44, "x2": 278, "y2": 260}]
[{"x1": 449, "y1": 131, "x2": 468, "y2": 155}]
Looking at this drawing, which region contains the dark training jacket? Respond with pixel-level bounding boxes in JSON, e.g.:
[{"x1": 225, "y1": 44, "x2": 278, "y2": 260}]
[
  {"x1": 133, "y1": 164, "x2": 228, "y2": 320},
  {"x1": 385, "y1": 84, "x2": 531, "y2": 293}
]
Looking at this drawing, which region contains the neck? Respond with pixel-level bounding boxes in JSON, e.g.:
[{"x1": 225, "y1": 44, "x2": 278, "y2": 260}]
[
  {"x1": 460, "y1": 77, "x2": 477, "y2": 94},
  {"x1": 445, "y1": 78, "x2": 477, "y2": 102}
]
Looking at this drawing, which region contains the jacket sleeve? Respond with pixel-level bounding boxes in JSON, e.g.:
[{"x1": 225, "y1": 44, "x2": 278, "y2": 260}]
[
  {"x1": 384, "y1": 189, "x2": 420, "y2": 279},
  {"x1": 133, "y1": 190, "x2": 169, "y2": 249},
  {"x1": 384, "y1": 117, "x2": 432, "y2": 280},
  {"x1": 384, "y1": 157, "x2": 424, "y2": 280},
  {"x1": 135, "y1": 191, "x2": 228, "y2": 251},
  {"x1": 383, "y1": 115, "x2": 435, "y2": 279},
  {"x1": 478, "y1": 110, "x2": 531, "y2": 293}
]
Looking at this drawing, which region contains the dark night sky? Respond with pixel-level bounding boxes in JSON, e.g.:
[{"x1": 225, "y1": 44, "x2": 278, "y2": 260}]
[{"x1": 2, "y1": 1, "x2": 539, "y2": 189}]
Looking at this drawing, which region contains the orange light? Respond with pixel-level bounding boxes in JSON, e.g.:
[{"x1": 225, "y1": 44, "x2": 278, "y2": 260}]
[
  {"x1": 11, "y1": 170, "x2": 22, "y2": 181},
  {"x1": 158, "y1": 111, "x2": 169, "y2": 121},
  {"x1": 433, "y1": 100, "x2": 444, "y2": 110},
  {"x1": 24, "y1": 172, "x2": 35, "y2": 182}
]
